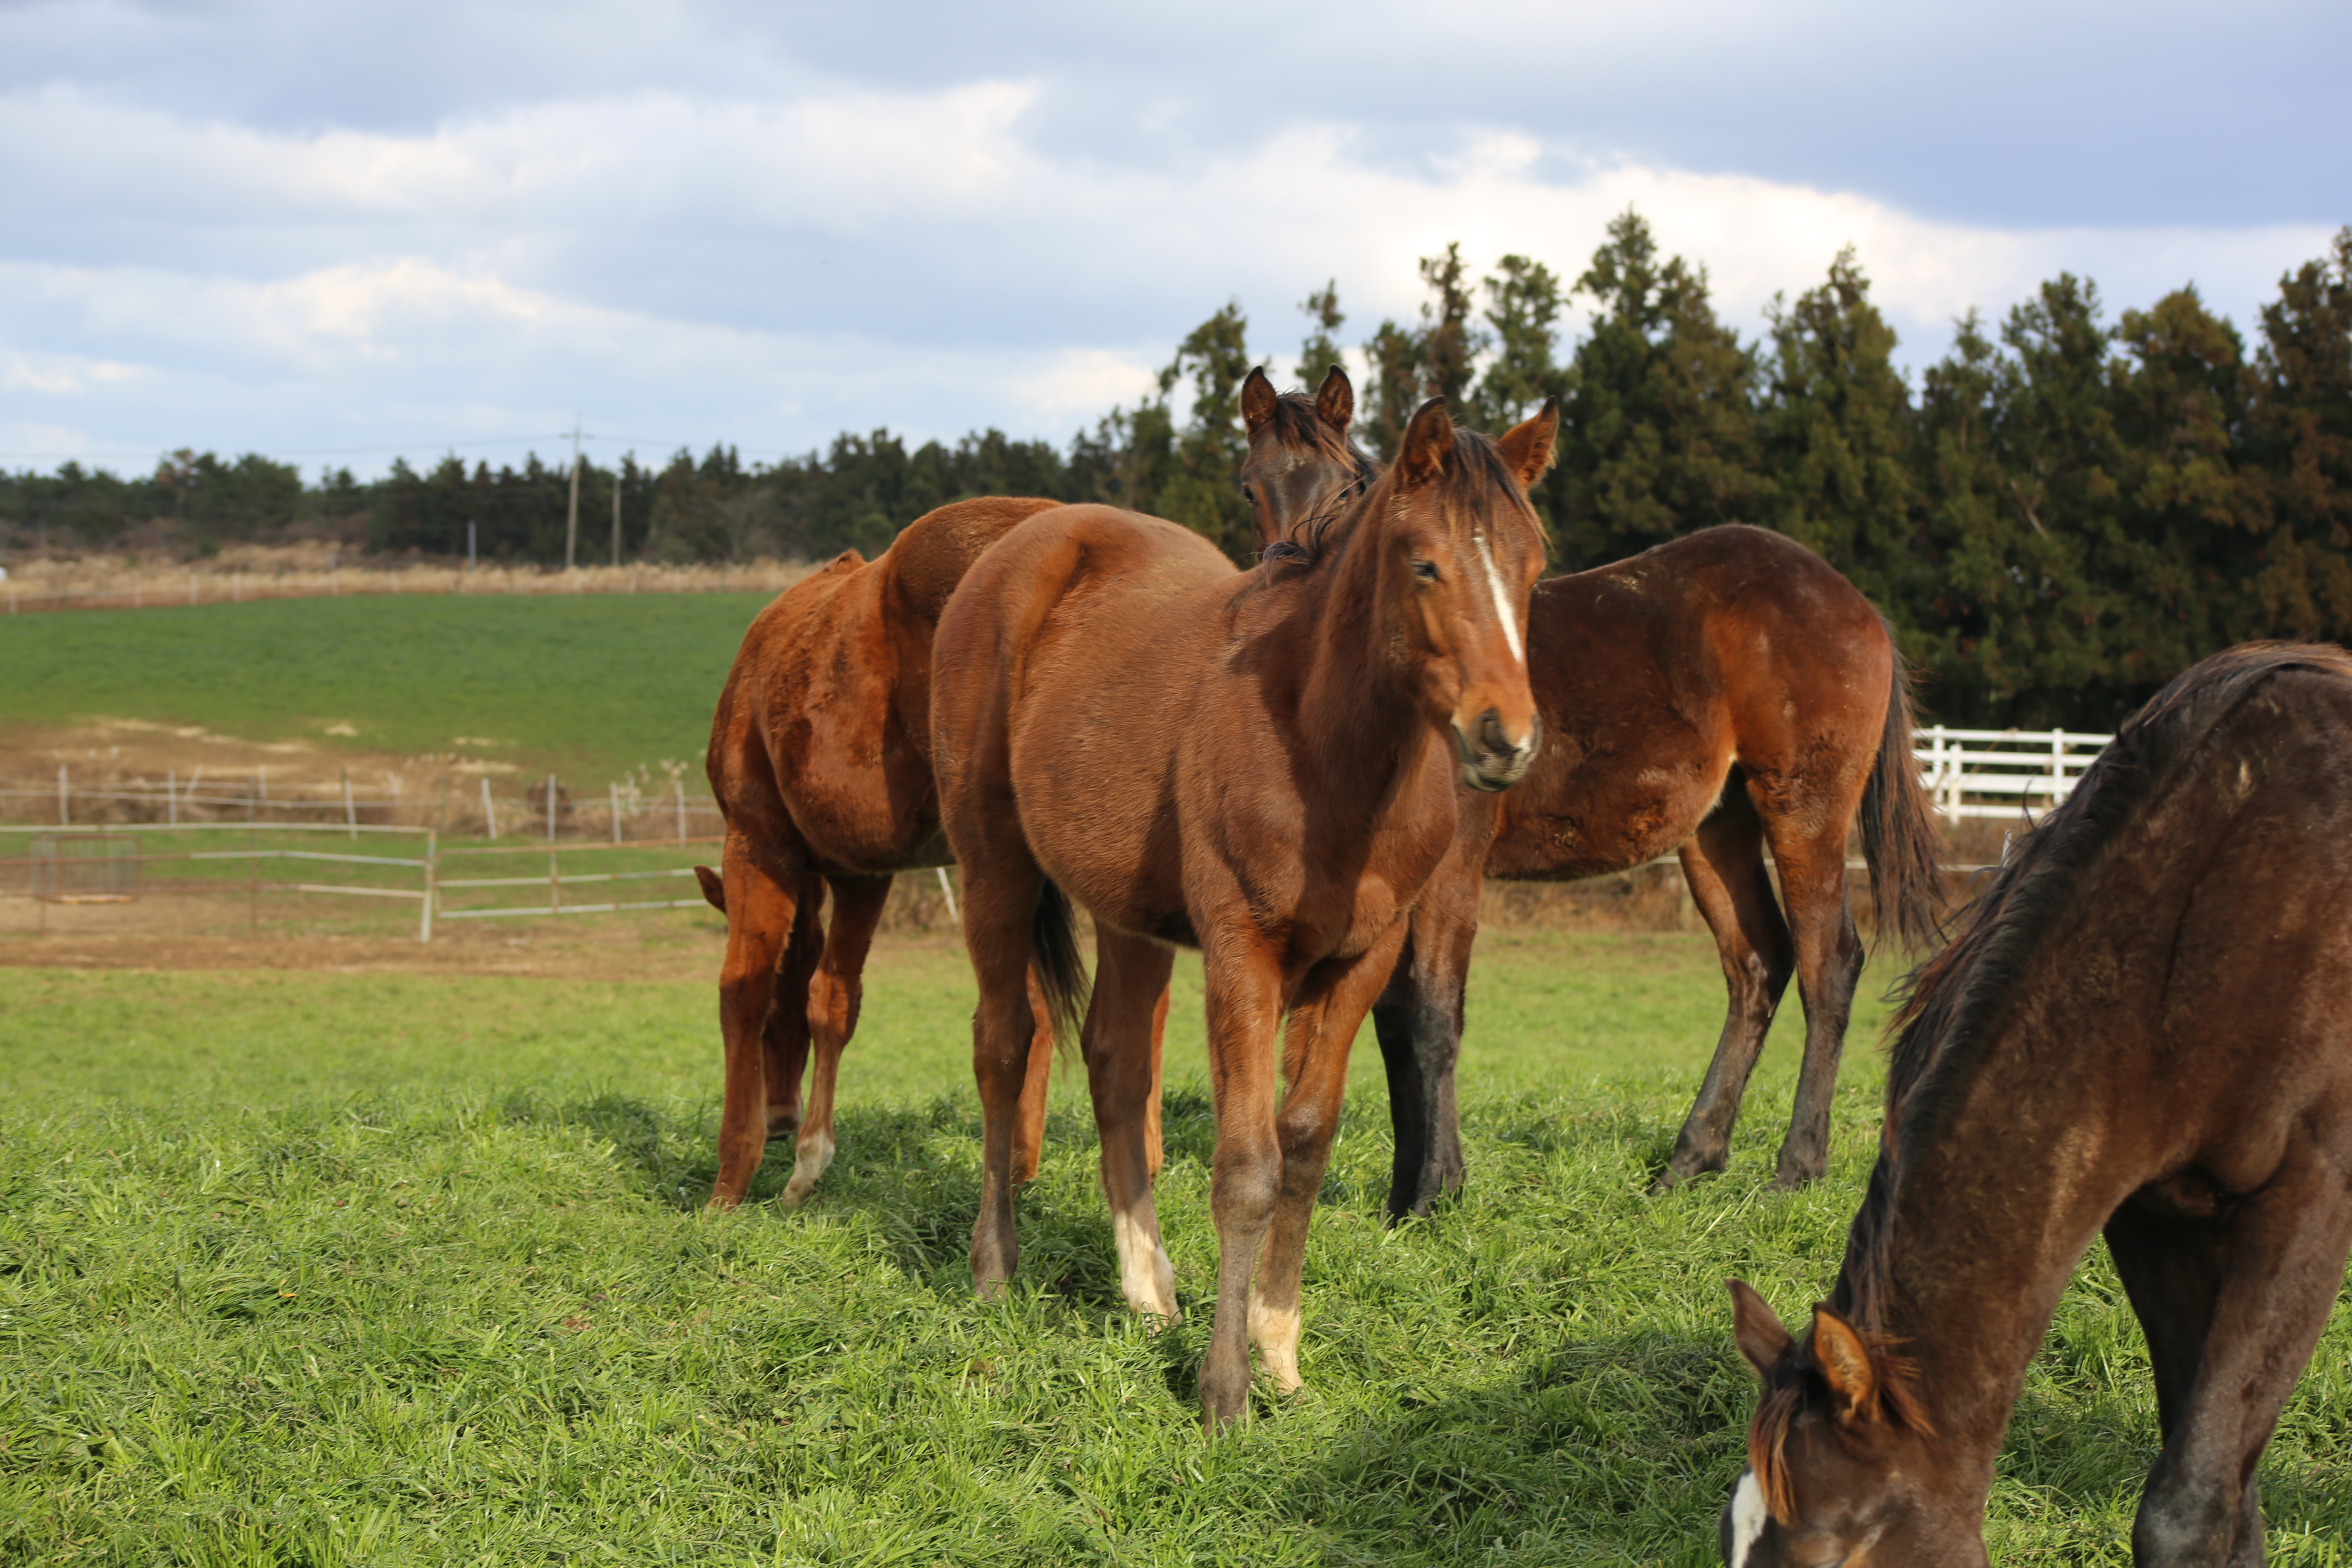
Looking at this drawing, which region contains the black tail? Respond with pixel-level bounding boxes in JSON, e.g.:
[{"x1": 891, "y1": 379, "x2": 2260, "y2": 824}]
[
  {"x1": 1860, "y1": 624, "x2": 1948, "y2": 953},
  {"x1": 1030, "y1": 880, "x2": 1091, "y2": 1049}
]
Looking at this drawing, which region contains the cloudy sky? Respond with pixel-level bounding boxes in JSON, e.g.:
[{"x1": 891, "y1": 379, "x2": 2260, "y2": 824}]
[{"x1": 3, "y1": 0, "x2": 2345, "y2": 479}]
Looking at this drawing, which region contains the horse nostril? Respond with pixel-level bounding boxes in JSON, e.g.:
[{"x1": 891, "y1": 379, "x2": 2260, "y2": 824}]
[{"x1": 1477, "y1": 707, "x2": 1509, "y2": 757}]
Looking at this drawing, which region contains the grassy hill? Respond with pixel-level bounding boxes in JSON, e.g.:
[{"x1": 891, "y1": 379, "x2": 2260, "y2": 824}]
[{"x1": 0, "y1": 593, "x2": 774, "y2": 784}]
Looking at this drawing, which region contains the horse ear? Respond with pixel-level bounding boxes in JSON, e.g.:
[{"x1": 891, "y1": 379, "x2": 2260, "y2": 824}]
[
  {"x1": 1315, "y1": 364, "x2": 1354, "y2": 433},
  {"x1": 1397, "y1": 397, "x2": 1453, "y2": 488},
  {"x1": 1728, "y1": 1279, "x2": 1793, "y2": 1379},
  {"x1": 1811, "y1": 1305, "x2": 1880, "y2": 1425},
  {"x1": 1241, "y1": 367, "x2": 1278, "y2": 434},
  {"x1": 694, "y1": 864, "x2": 726, "y2": 913},
  {"x1": 1495, "y1": 398, "x2": 1559, "y2": 489}
]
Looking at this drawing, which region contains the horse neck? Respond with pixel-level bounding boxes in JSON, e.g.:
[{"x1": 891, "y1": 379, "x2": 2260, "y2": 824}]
[
  {"x1": 1849, "y1": 1025, "x2": 2136, "y2": 1486},
  {"x1": 1287, "y1": 509, "x2": 1430, "y2": 816}
]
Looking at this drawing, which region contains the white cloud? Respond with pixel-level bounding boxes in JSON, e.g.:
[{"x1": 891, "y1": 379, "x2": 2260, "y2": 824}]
[{"x1": 0, "y1": 73, "x2": 2336, "y2": 472}]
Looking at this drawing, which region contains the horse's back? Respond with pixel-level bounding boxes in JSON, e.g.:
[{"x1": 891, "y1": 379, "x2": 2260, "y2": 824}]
[{"x1": 884, "y1": 497, "x2": 1065, "y2": 623}]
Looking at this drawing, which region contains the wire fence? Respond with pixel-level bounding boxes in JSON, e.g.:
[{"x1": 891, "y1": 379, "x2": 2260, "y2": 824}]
[{"x1": 0, "y1": 558, "x2": 804, "y2": 615}]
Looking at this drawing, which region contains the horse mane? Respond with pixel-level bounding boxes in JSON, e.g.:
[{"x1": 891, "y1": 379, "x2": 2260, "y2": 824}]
[
  {"x1": 1832, "y1": 641, "x2": 2352, "y2": 1331},
  {"x1": 1261, "y1": 421, "x2": 1540, "y2": 572}
]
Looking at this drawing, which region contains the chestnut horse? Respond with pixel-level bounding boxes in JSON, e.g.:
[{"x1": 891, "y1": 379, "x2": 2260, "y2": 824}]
[
  {"x1": 699, "y1": 496, "x2": 1165, "y2": 1208},
  {"x1": 1238, "y1": 368, "x2": 1945, "y2": 1214},
  {"x1": 931, "y1": 398, "x2": 1555, "y2": 1430},
  {"x1": 1724, "y1": 642, "x2": 2352, "y2": 1567}
]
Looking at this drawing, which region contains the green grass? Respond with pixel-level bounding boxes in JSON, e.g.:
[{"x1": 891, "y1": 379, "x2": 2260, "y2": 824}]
[
  {"x1": 3, "y1": 933, "x2": 2348, "y2": 1565},
  {"x1": 0, "y1": 595, "x2": 773, "y2": 784}
]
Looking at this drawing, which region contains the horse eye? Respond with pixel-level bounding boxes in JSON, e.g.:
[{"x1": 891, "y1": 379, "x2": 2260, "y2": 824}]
[{"x1": 1412, "y1": 559, "x2": 1440, "y2": 584}]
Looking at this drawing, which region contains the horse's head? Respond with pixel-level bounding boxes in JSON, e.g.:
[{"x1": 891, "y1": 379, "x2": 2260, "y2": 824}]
[
  {"x1": 1371, "y1": 395, "x2": 1555, "y2": 793},
  {"x1": 1722, "y1": 1280, "x2": 1971, "y2": 1568},
  {"x1": 1240, "y1": 365, "x2": 1370, "y2": 556}
]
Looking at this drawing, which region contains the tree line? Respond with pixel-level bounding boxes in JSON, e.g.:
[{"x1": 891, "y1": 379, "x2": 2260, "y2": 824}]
[{"x1": 2, "y1": 214, "x2": 2345, "y2": 728}]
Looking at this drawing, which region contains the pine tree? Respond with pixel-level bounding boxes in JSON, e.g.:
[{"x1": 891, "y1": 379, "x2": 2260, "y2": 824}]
[
  {"x1": 1417, "y1": 243, "x2": 1484, "y2": 410},
  {"x1": 1360, "y1": 318, "x2": 1425, "y2": 462},
  {"x1": 1296, "y1": 281, "x2": 1345, "y2": 389},
  {"x1": 1555, "y1": 209, "x2": 1768, "y2": 567},
  {"x1": 1152, "y1": 302, "x2": 1257, "y2": 560},
  {"x1": 1475, "y1": 254, "x2": 1566, "y2": 429},
  {"x1": 2239, "y1": 227, "x2": 2352, "y2": 642},
  {"x1": 1760, "y1": 247, "x2": 1915, "y2": 601}
]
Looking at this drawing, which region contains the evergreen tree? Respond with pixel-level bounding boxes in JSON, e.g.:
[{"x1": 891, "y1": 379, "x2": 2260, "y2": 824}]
[
  {"x1": 2239, "y1": 227, "x2": 2352, "y2": 642},
  {"x1": 1555, "y1": 209, "x2": 1768, "y2": 567},
  {"x1": 1360, "y1": 318, "x2": 1425, "y2": 462},
  {"x1": 2106, "y1": 285, "x2": 2250, "y2": 692},
  {"x1": 1151, "y1": 302, "x2": 1257, "y2": 560},
  {"x1": 1296, "y1": 281, "x2": 1345, "y2": 389},
  {"x1": 1474, "y1": 254, "x2": 1566, "y2": 430},
  {"x1": 1760, "y1": 247, "x2": 1915, "y2": 601},
  {"x1": 1417, "y1": 243, "x2": 1484, "y2": 409}
]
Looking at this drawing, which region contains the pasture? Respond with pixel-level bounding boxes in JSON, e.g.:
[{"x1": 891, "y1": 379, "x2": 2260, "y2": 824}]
[
  {"x1": 0, "y1": 594, "x2": 775, "y2": 786},
  {"x1": 6, "y1": 930, "x2": 2350, "y2": 1565}
]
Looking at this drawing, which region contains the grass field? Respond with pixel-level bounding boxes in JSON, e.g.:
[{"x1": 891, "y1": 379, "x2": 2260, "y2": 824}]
[
  {"x1": 6, "y1": 931, "x2": 2349, "y2": 1565},
  {"x1": 0, "y1": 595, "x2": 775, "y2": 784}
]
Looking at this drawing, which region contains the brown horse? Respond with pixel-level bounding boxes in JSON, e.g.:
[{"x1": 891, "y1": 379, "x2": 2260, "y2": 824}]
[
  {"x1": 931, "y1": 398, "x2": 1555, "y2": 1430},
  {"x1": 1723, "y1": 642, "x2": 2352, "y2": 1567},
  {"x1": 699, "y1": 496, "x2": 1166, "y2": 1208},
  {"x1": 1238, "y1": 368, "x2": 1945, "y2": 1213}
]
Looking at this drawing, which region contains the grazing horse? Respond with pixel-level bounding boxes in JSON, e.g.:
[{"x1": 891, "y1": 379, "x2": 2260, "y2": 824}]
[
  {"x1": 1723, "y1": 642, "x2": 2352, "y2": 1567},
  {"x1": 931, "y1": 398, "x2": 1555, "y2": 1430},
  {"x1": 1238, "y1": 368, "x2": 1945, "y2": 1213},
  {"x1": 699, "y1": 496, "x2": 1167, "y2": 1208}
]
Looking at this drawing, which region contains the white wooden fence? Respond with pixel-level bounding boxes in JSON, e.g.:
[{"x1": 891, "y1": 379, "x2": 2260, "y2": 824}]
[
  {"x1": 0, "y1": 822, "x2": 717, "y2": 942},
  {"x1": 1913, "y1": 725, "x2": 2112, "y2": 822}
]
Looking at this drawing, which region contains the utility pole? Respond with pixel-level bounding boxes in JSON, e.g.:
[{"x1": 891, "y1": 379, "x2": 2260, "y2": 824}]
[
  {"x1": 610, "y1": 460, "x2": 623, "y2": 567},
  {"x1": 564, "y1": 416, "x2": 583, "y2": 570}
]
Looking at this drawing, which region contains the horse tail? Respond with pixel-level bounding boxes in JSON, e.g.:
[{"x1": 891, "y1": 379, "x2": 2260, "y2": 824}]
[
  {"x1": 1860, "y1": 621, "x2": 1948, "y2": 953},
  {"x1": 1029, "y1": 880, "x2": 1091, "y2": 1051}
]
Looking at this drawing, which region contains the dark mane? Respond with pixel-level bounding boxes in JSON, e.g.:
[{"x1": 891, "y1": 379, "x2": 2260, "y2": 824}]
[
  {"x1": 1831, "y1": 641, "x2": 2352, "y2": 1329},
  {"x1": 1264, "y1": 422, "x2": 1541, "y2": 572}
]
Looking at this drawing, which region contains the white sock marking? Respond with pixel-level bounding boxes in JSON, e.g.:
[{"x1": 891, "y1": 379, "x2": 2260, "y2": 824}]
[
  {"x1": 1728, "y1": 1469, "x2": 1768, "y2": 1567},
  {"x1": 1474, "y1": 531, "x2": 1524, "y2": 666}
]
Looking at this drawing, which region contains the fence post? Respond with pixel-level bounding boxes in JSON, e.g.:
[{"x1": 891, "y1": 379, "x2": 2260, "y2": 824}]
[
  {"x1": 545, "y1": 773, "x2": 557, "y2": 843},
  {"x1": 2050, "y1": 728, "x2": 2064, "y2": 803},
  {"x1": 419, "y1": 829, "x2": 437, "y2": 943},
  {"x1": 343, "y1": 769, "x2": 357, "y2": 840},
  {"x1": 480, "y1": 777, "x2": 498, "y2": 840},
  {"x1": 610, "y1": 781, "x2": 622, "y2": 844},
  {"x1": 167, "y1": 768, "x2": 178, "y2": 826},
  {"x1": 57, "y1": 763, "x2": 67, "y2": 826},
  {"x1": 674, "y1": 780, "x2": 686, "y2": 844},
  {"x1": 258, "y1": 764, "x2": 267, "y2": 804},
  {"x1": 935, "y1": 866, "x2": 959, "y2": 924}
]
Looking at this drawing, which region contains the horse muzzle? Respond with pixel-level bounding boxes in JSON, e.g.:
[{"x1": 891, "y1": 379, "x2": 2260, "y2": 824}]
[{"x1": 1452, "y1": 707, "x2": 1538, "y2": 793}]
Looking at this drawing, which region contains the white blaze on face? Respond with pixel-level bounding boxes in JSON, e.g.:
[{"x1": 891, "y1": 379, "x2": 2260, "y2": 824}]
[
  {"x1": 1473, "y1": 530, "x2": 1525, "y2": 667},
  {"x1": 1728, "y1": 1468, "x2": 1769, "y2": 1567}
]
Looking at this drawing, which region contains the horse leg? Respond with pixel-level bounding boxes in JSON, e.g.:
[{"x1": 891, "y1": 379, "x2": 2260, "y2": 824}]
[
  {"x1": 1014, "y1": 969, "x2": 1054, "y2": 1184},
  {"x1": 1198, "y1": 949, "x2": 1287, "y2": 1432},
  {"x1": 965, "y1": 865, "x2": 1053, "y2": 1298},
  {"x1": 1145, "y1": 981, "x2": 1169, "y2": 1180},
  {"x1": 1654, "y1": 793, "x2": 1793, "y2": 1192},
  {"x1": 1252, "y1": 928, "x2": 1407, "y2": 1396},
  {"x1": 2124, "y1": 1143, "x2": 2352, "y2": 1568},
  {"x1": 780, "y1": 873, "x2": 889, "y2": 1207},
  {"x1": 1371, "y1": 816, "x2": 1486, "y2": 1222},
  {"x1": 1763, "y1": 814, "x2": 1863, "y2": 1190},
  {"x1": 1084, "y1": 929, "x2": 1179, "y2": 1320},
  {"x1": 764, "y1": 878, "x2": 825, "y2": 1143},
  {"x1": 711, "y1": 834, "x2": 803, "y2": 1207}
]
